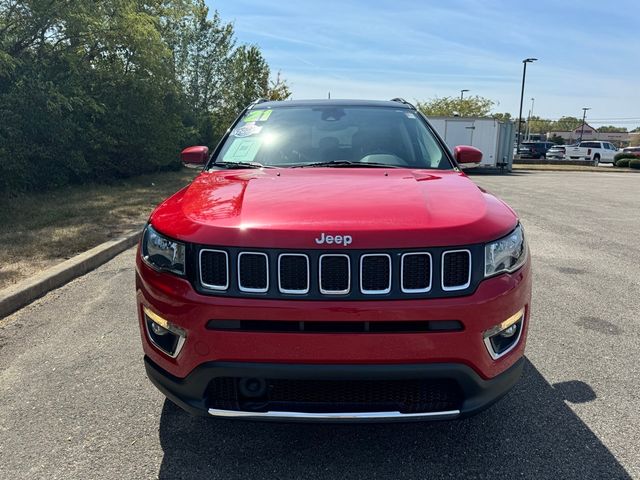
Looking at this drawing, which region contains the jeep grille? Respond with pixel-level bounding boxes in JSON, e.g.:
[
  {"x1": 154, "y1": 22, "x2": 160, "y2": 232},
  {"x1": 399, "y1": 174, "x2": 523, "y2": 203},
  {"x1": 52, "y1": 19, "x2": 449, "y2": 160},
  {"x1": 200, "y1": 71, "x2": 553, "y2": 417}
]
[{"x1": 196, "y1": 246, "x2": 477, "y2": 300}]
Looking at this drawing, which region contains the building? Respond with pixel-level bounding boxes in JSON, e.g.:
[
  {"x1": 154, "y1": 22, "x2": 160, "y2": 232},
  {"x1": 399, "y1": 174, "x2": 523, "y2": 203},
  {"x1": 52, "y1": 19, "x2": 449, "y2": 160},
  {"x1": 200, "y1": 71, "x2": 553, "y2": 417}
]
[{"x1": 547, "y1": 123, "x2": 630, "y2": 146}]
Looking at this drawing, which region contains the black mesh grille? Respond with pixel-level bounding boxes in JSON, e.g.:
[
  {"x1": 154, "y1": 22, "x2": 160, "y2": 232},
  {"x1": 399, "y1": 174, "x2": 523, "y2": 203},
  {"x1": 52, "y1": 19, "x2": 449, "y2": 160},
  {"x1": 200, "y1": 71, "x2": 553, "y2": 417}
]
[
  {"x1": 402, "y1": 254, "x2": 431, "y2": 291},
  {"x1": 443, "y1": 251, "x2": 470, "y2": 288},
  {"x1": 200, "y1": 250, "x2": 228, "y2": 288},
  {"x1": 361, "y1": 255, "x2": 390, "y2": 292},
  {"x1": 320, "y1": 255, "x2": 350, "y2": 293},
  {"x1": 279, "y1": 255, "x2": 308, "y2": 292},
  {"x1": 239, "y1": 253, "x2": 268, "y2": 290},
  {"x1": 208, "y1": 377, "x2": 462, "y2": 414}
]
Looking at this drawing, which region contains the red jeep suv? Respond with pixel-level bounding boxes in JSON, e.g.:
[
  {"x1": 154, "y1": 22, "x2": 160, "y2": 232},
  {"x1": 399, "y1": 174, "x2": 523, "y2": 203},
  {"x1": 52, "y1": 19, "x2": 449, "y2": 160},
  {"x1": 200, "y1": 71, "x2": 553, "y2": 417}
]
[{"x1": 136, "y1": 99, "x2": 531, "y2": 421}]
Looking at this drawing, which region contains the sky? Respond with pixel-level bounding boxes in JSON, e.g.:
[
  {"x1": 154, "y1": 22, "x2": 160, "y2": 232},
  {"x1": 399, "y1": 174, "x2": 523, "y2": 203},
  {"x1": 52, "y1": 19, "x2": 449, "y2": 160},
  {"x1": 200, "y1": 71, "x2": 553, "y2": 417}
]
[{"x1": 209, "y1": 0, "x2": 640, "y2": 129}]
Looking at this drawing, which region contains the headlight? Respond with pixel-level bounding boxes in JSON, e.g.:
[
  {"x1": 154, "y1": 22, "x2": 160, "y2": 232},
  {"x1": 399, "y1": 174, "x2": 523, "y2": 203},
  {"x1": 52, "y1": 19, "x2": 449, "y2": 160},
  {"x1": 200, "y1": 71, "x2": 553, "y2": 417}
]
[
  {"x1": 484, "y1": 224, "x2": 527, "y2": 277},
  {"x1": 141, "y1": 225, "x2": 186, "y2": 275}
]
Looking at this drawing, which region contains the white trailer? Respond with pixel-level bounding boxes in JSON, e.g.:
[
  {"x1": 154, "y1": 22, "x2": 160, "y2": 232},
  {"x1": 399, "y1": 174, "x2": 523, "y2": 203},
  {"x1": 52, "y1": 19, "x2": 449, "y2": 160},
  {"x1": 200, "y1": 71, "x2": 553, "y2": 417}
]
[{"x1": 427, "y1": 117, "x2": 515, "y2": 170}]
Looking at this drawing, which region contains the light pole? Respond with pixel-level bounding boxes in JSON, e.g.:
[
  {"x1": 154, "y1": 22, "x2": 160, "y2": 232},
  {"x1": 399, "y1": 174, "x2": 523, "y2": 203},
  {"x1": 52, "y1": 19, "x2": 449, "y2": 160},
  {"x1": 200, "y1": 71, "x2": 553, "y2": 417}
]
[
  {"x1": 526, "y1": 97, "x2": 535, "y2": 141},
  {"x1": 460, "y1": 89, "x2": 469, "y2": 100},
  {"x1": 579, "y1": 107, "x2": 590, "y2": 141},
  {"x1": 516, "y1": 58, "x2": 537, "y2": 156}
]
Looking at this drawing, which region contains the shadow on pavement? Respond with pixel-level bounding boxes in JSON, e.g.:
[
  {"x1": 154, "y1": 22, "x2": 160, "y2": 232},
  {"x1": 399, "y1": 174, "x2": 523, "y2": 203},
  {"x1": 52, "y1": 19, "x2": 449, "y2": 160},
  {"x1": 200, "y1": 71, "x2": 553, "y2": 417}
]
[{"x1": 157, "y1": 359, "x2": 630, "y2": 479}]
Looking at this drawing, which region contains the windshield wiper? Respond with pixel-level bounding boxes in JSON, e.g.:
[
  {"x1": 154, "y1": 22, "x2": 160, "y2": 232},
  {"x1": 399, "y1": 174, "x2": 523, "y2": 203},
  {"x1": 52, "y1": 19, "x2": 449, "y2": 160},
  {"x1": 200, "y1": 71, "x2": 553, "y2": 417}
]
[
  {"x1": 212, "y1": 161, "x2": 276, "y2": 169},
  {"x1": 291, "y1": 160, "x2": 402, "y2": 168}
]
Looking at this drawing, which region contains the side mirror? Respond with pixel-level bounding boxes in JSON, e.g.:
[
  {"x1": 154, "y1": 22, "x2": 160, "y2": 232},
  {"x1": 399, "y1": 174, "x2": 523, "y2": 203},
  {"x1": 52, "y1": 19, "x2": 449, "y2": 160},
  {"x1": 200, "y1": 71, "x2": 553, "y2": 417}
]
[
  {"x1": 454, "y1": 145, "x2": 482, "y2": 168},
  {"x1": 180, "y1": 146, "x2": 209, "y2": 166}
]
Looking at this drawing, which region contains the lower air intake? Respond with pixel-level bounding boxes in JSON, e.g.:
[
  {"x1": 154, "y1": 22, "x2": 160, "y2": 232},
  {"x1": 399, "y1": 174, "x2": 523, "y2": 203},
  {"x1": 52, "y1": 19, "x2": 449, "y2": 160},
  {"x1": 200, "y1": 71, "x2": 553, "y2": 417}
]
[{"x1": 208, "y1": 377, "x2": 462, "y2": 414}]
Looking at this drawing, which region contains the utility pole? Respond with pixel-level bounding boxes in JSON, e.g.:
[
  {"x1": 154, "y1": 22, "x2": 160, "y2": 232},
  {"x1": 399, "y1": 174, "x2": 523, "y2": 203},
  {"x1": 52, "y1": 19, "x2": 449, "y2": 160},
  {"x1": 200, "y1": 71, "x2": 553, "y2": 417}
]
[
  {"x1": 579, "y1": 107, "x2": 590, "y2": 142},
  {"x1": 516, "y1": 58, "x2": 537, "y2": 156},
  {"x1": 460, "y1": 89, "x2": 469, "y2": 100}
]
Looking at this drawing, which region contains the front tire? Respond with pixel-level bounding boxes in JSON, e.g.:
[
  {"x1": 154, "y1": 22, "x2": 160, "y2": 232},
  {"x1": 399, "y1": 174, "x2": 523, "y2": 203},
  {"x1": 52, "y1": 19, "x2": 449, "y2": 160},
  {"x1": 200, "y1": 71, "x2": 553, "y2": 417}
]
[{"x1": 593, "y1": 154, "x2": 600, "y2": 166}]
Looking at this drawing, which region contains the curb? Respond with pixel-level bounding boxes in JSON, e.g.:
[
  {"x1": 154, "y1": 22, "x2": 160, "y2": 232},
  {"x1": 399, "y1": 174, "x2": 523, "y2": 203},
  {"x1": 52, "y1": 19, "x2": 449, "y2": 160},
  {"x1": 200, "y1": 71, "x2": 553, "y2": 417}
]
[
  {"x1": 513, "y1": 166, "x2": 640, "y2": 173},
  {"x1": 0, "y1": 229, "x2": 142, "y2": 319}
]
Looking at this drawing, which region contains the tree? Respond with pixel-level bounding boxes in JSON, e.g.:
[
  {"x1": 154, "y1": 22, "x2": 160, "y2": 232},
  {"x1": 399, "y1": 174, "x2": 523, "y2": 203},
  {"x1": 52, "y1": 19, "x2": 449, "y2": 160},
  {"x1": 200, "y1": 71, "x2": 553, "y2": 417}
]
[
  {"x1": 527, "y1": 116, "x2": 554, "y2": 134},
  {"x1": 597, "y1": 125, "x2": 627, "y2": 133},
  {"x1": 416, "y1": 95, "x2": 495, "y2": 117},
  {"x1": 267, "y1": 71, "x2": 292, "y2": 101},
  {"x1": 0, "y1": 0, "x2": 288, "y2": 194},
  {"x1": 492, "y1": 112, "x2": 512, "y2": 122},
  {"x1": 549, "y1": 134, "x2": 565, "y2": 144},
  {"x1": 550, "y1": 116, "x2": 582, "y2": 132}
]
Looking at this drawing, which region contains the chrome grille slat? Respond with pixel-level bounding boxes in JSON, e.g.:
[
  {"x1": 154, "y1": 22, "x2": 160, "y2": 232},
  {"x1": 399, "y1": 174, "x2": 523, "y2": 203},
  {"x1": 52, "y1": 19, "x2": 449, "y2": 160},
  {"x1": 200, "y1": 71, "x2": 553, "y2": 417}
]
[
  {"x1": 238, "y1": 252, "x2": 269, "y2": 293},
  {"x1": 278, "y1": 254, "x2": 310, "y2": 294},
  {"x1": 199, "y1": 249, "x2": 229, "y2": 290},
  {"x1": 401, "y1": 252, "x2": 432, "y2": 293},
  {"x1": 319, "y1": 254, "x2": 351, "y2": 294},
  {"x1": 360, "y1": 254, "x2": 391, "y2": 294},
  {"x1": 441, "y1": 250, "x2": 471, "y2": 291}
]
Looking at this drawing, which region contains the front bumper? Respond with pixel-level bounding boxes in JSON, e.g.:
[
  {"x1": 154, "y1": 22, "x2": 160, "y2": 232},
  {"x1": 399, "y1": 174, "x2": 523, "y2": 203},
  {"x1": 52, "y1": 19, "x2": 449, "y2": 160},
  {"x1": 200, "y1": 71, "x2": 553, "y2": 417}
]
[
  {"x1": 145, "y1": 355, "x2": 525, "y2": 422},
  {"x1": 136, "y1": 251, "x2": 531, "y2": 420}
]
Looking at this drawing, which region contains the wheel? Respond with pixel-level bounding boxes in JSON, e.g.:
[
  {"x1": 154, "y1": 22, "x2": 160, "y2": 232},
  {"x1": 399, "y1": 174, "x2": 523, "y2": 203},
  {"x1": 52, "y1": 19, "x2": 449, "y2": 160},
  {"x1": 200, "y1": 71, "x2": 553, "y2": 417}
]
[
  {"x1": 539, "y1": 154, "x2": 545, "y2": 160},
  {"x1": 593, "y1": 154, "x2": 600, "y2": 166}
]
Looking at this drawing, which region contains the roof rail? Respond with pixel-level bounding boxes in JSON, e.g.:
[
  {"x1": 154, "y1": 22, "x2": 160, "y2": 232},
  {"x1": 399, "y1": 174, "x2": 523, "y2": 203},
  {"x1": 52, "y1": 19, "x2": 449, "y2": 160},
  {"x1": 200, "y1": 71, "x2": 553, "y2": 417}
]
[
  {"x1": 390, "y1": 98, "x2": 416, "y2": 110},
  {"x1": 247, "y1": 98, "x2": 269, "y2": 109}
]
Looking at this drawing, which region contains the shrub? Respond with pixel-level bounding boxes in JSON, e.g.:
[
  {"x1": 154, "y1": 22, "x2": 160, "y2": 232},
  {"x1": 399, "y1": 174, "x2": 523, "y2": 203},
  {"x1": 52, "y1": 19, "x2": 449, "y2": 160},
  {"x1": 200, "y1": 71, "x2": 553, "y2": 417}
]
[
  {"x1": 614, "y1": 152, "x2": 639, "y2": 162},
  {"x1": 629, "y1": 159, "x2": 640, "y2": 169},
  {"x1": 616, "y1": 158, "x2": 631, "y2": 168}
]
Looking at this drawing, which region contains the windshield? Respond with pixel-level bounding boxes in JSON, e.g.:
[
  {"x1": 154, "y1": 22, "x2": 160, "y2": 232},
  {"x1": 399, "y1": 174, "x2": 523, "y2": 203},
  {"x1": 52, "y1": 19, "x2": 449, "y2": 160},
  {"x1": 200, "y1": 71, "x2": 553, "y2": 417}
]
[{"x1": 213, "y1": 106, "x2": 451, "y2": 169}]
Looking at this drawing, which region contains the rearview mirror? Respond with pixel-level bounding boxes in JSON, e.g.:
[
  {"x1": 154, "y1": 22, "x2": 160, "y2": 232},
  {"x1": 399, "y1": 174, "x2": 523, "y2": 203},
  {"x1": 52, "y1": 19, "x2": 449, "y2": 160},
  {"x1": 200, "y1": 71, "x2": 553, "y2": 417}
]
[
  {"x1": 180, "y1": 146, "x2": 209, "y2": 166},
  {"x1": 454, "y1": 145, "x2": 482, "y2": 167}
]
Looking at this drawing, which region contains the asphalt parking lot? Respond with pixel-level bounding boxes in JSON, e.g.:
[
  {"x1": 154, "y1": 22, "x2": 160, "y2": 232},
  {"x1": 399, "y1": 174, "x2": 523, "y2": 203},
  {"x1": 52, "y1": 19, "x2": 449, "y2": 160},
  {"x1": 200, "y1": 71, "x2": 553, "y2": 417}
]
[{"x1": 1, "y1": 170, "x2": 639, "y2": 479}]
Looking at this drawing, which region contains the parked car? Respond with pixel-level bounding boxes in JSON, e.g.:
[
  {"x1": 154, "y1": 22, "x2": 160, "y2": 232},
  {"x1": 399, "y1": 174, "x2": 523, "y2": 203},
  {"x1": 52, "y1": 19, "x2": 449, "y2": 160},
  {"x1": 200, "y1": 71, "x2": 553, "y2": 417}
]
[
  {"x1": 137, "y1": 98, "x2": 531, "y2": 422},
  {"x1": 621, "y1": 146, "x2": 640, "y2": 157},
  {"x1": 545, "y1": 145, "x2": 568, "y2": 160},
  {"x1": 565, "y1": 141, "x2": 617, "y2": 164},
  {"x1": 518, "y1": 141, "x2": 555, "y2": 159}
]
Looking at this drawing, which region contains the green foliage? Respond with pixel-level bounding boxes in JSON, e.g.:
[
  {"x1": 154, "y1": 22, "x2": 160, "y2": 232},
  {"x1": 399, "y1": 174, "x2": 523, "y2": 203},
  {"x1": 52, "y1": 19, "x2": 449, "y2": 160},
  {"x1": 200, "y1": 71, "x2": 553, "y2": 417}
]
[
  {"x1": 416, "y1": 95, "x2": 495, "y2": 118},
  {"x1": 267, "y1": 71, "x2": 292, "y2": 101},
  {"x1": 492, "y1": 112, "x2": 511, "y2": 122},
  {"x1": 629, "y1": 159, "x2": 640, "y2": 169},
  {"x1": 614, "y1": 152, "x2": 639, "y2": 162},
  {"x1": 615, "y1": 158, "x2": 631, "y2": 168},
  {"x1": 526, "y1": 116, "x2": 554, "y2": 134},
  {"x1": 551, "y1": 116, "x2": 582, "y2": 132},
  {"x1": 598, "y1": 125, "x2": 627, "y2": 133},
  {"x1": 0, "y1": 0, "x2": 290, "y2": 195},
  {"x1": 549, "y1": 134, "x2": 565, "y2": 145}
]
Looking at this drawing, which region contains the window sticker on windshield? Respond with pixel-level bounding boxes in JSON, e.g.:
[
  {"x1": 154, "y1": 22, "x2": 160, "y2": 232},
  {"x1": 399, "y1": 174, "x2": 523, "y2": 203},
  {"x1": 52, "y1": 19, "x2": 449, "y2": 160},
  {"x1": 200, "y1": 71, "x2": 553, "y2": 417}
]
[
  {"x1": 243, "y1": 109, "x2": 272, "y2": 122},
  {"x1": 405, "y1": 112, "x2": 416, "y2": 119},
  {"x1": 223, "y1": 137, "x2": 261, "y2": 163},
  {"x1": 232, "y1": 122, "x2": 262, "y2": 137}
]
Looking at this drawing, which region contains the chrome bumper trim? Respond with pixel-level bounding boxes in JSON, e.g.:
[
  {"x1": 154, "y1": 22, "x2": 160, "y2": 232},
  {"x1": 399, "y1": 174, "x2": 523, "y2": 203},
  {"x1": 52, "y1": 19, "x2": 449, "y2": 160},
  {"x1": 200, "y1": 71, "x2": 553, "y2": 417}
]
[{"x1": 208, "y1": 408, "x2": 460, "y2": 421}]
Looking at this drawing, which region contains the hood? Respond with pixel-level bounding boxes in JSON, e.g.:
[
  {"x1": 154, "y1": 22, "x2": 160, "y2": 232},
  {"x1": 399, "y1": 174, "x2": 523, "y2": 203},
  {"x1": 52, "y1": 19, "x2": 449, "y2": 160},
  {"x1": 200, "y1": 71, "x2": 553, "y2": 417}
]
[{"x1": 150, "y1": 169, "x2": 517, "y2": 249}]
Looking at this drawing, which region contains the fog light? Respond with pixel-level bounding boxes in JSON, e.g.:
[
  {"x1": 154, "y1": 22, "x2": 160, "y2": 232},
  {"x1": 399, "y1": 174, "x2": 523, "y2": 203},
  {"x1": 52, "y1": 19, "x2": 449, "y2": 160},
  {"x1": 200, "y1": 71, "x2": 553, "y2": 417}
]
[
  {"x1": 500, "y1": 324, "x2": 518, "y2": 338},
  {"x1": 483, "y1": 309, "x2": 525, "y2": 360},
  {"x1": 150, "y1": 322, "x2": 169, "y2": 336},
  {"x1": 143, "y1": 307, "x2": 186, "y2": 358}
]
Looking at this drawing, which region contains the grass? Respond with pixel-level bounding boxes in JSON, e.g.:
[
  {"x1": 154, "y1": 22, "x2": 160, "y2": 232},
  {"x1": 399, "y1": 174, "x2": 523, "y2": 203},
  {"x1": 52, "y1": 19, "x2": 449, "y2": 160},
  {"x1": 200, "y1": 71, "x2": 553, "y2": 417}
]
[{"x1": 0, "y1": 168, "x2": 198, "y2": 290}]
